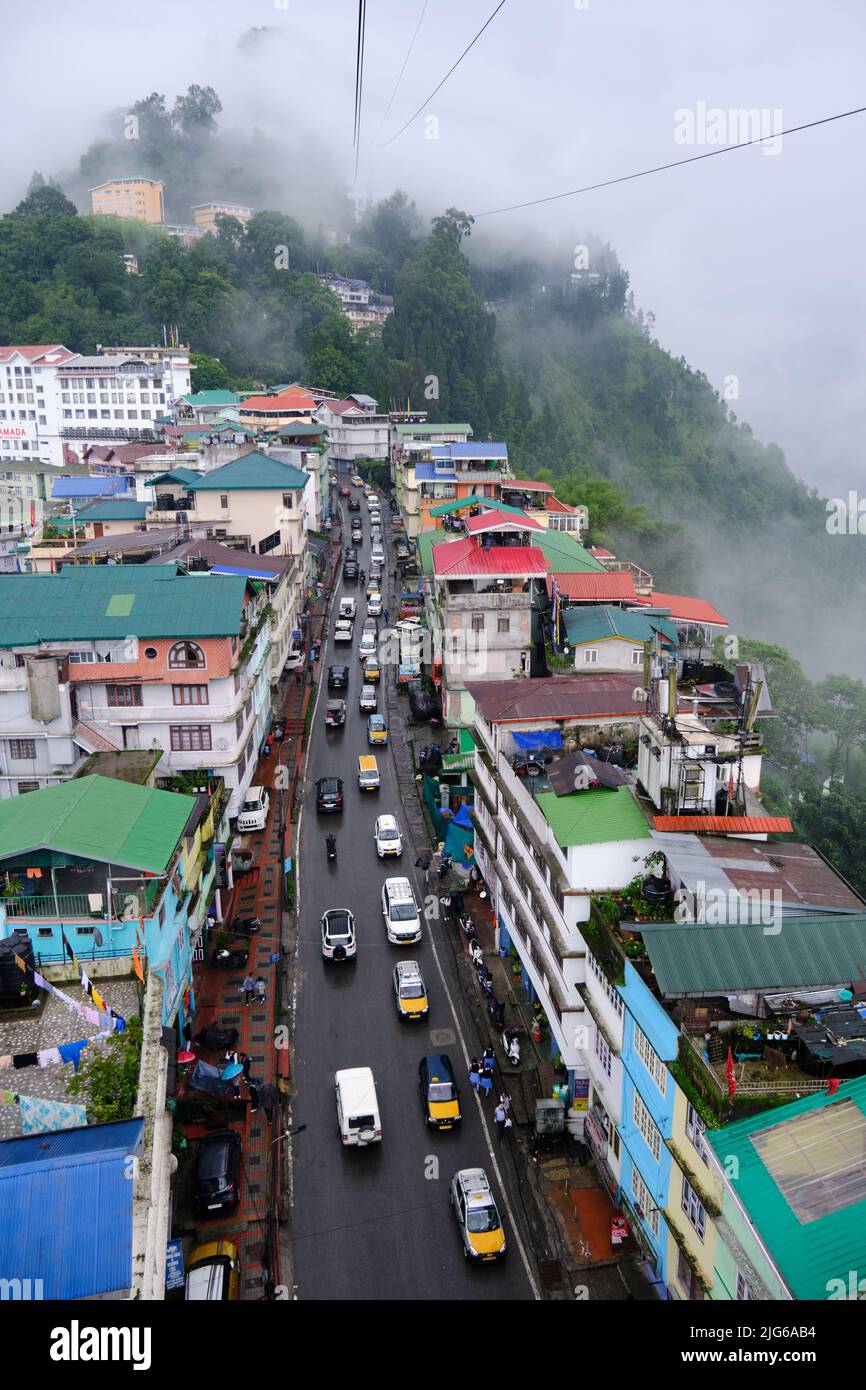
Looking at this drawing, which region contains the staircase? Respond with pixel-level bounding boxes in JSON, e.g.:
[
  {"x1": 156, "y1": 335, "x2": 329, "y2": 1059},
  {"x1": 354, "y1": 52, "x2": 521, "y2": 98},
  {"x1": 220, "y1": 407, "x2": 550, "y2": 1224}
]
[{"x1": 73, "y1": 718, "x2": 121, "y2": 754}]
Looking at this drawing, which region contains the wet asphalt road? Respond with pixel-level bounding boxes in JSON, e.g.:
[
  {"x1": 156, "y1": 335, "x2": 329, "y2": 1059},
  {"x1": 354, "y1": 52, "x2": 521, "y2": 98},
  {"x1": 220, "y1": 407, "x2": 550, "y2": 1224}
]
[{"x1": 290, "y1": 496, "x2": 534, "y2": 1301}]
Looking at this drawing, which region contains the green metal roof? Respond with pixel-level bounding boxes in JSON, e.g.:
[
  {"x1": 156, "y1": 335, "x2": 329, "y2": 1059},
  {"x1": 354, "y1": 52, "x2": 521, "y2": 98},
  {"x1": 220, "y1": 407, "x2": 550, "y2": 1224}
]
[
  {"x1": 183, "y1": 451, "x2": 308, "y2": 491},
  {"x1": 77, "y1": 500, "x2": 150, "y2": 522},
  {"x1": 707, "y1": 1077, "x2": 866, "y2": 1300},
  {"x1": 395, "y1": 423, "x2": 472, "y2": 437},
  {"x1": 427, "y1": 498, "x2": 529, "y2": 519},
  {"x1": 534, "y1": 785, "x2": 652, "y2": 848},
  {"x1": 639, "y1": 914, "x2": 866, "y2": 996},
  {"x1": 265, "y1": 422, "x2": 326, "y2": 437},
  {"x1": 143, "y1": 467, "x2": 201, "y2": 487},
  {"x1": 533, "y1": 530, "x2": 606, "y2": 575},
  {"x1": 417, "y1": 529, "x2": 453, "y2": 574},
  {"x1": 0, "y1": 775, "x2": 196, "y2": 874},
  {"x1": 563, "y1": 604, "x2": 679, "y2": 645},
  {"x1": 0, "y1": 566, "x2": 248, "y2": 645},
  {"x1": 182, "y1": 391, "x2": 241, "y2": 407}
]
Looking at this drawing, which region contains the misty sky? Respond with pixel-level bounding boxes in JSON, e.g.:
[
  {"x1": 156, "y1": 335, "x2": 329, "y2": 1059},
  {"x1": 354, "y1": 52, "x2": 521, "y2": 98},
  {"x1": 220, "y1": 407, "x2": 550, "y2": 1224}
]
[{"x1": 4, "y1": 0, "x2": 865, "y2": 498}]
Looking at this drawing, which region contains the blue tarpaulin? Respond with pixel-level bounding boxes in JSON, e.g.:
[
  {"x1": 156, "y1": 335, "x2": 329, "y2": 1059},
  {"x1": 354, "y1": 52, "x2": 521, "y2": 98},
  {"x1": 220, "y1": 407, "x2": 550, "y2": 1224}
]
[
  {"x1": 452, "y1": 804, "x2": 474, "y2": 829},
  {"x1": 512, "y1": 730, "x2": 563, "y2": 751}
]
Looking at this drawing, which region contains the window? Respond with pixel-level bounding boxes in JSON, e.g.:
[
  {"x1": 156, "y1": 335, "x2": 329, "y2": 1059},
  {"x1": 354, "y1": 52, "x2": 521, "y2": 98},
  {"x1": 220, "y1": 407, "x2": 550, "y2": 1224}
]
[
  {"x1": 497, "y1": 616, "x2": 510, "y2": 634},
  {"x1": 632, "y1": 1091, "x2": 661, "y2": 1163},
  {"x1": 632, "y1": 1166, "x2": 659, "y2": 1238},
  {"x1": 9, "y1": 738, "x2": 36, "y2": 759},
  {"x1": 17, "y1": 780, "x2": 40, "y2": 794},
  {"x1": 633, "y1": 1023, "x2": 666, "y2": 1092},
  {"x1": 631, "y1": 648, "x2": 643, "y2": 665},
  {"x1": 220, "y1": 494, "x2": 229, "y2": 509},
  {"x1": 169, "y1": 641, "x2": 205, "y2": 669},
  {"x1": 144, "y1": 646, "x2": 158, "y2": 660},
  {"x1": 735, "y1": 1270, "x2": 753, "y2": 1301},
  {"x1": 681, "y1": 1177, "x2": 706, "y2": 1240},
  {"x1": 594, "y1": 1028, "x2": 612, "y2": 1077},
  {"x1": 584, "y1": 649, "x2": 598, "y2": 664},
  {"x1": 107, "y1": 685, "x2": 142, "y2": 707},
  {"x1": 170, "y1": 725, "x2": 212, "y2": 751},
  {"x1": 471, "y1": 614, "x2": 484, "y2": 633},
  {"x1": 686, "y1": 1103, "x2": 709, "y2": 1164},
  {"x1": 281, "y1": 492, "x2": 294, "y2": 510},
  {"x1": 173, "y1": 684, "x2": 208, "y2": 705},
  {"x1": 68, "y1": 651, "x2": 96, "y2": 663}
]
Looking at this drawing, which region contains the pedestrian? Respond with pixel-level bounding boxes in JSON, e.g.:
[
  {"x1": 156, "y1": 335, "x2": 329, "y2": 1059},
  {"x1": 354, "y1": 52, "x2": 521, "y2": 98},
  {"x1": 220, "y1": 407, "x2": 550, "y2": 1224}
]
[
  {"x1": 499, "y1": 1092, "x2": 511, "y2": 1116},
  {"x1": 255, "y1": 976, "x2": 267, "y2": 1005},
  {"x1": 383, "y1": 608, "x2": 389, "y2": 624},
  {"x1": 503, "y1": 1114, "x2": 513, "y2": 1137},
  {"x1": 248, "y1": 1080, "x2": 260, "y2": 1113},
  {"x1": 242, "y1": 972, "x2": 256, "y2": 1007},
  {"x1": 480, "y1": 1073, "x2": 493, "y2": 1100},
  {"x1": 469, "y1": 1059, "x2": 481, "y2": 1092},
  {"x1": 494, "y1": 1103, "x2": 506, "y2": 1139},
  {"x1": 482, "y1": 1046, "x2": 495, "y2": 1078},
  {"x1": 393, "y1": 567, "x2": 398, "y2": 581},
  {"x1": 295, "y1": 667, "x2": 303, "y2": 689},
  {"x1": 224, "y1": 1047, "x2": 239, "y2": 1069},
  {"x1": 241, "y1": 1053, "x2": 252, "y2": 1083}
]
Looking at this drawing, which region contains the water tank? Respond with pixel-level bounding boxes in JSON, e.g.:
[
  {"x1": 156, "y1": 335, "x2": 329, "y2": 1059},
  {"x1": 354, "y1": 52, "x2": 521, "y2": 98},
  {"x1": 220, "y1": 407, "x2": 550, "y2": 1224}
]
[
  {"x1": 0, "y1": 929, "x2": 36, "y2": 1002},
  {"x1": 27, "y1": 656, "x2": 62, "y2": 723}
]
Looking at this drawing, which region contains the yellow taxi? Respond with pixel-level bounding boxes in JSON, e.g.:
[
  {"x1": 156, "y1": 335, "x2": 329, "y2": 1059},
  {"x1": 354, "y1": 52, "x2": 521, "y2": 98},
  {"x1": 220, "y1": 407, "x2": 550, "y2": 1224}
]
[
  {"x1": 363, "y1": 655, "x2": 381, "y2": 683},
  {"x1": 419, "y1": 1054, "x2": 461, "y2": 1129},
  {"x1": 367, "y1": 714, "x2": 388, "y2": 745},
  {"x1": 184, "y1": 1239, "x2": 241, "y2": 1300},
  {"x1": 450, "y1": 1168, "x2": 507, "y2": 1262},
  {"x1": 393, "y1": 960, "x2": 428, "y2": 1019}
]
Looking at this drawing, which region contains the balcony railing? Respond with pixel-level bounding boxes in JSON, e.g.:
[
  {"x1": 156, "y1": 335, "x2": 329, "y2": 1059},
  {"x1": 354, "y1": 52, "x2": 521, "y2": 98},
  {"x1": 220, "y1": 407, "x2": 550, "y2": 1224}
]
[{"x1": 3, "y1": 877, "x2": 164, "y2": 920}]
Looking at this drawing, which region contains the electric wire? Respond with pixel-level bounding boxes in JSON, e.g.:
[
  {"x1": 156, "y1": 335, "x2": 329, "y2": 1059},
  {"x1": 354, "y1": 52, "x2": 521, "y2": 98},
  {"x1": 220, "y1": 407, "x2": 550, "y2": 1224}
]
[
  {"x1": 374, "y1": 0, "x2": 508, "y2": 147},
  {"x1": 476, "y1": 103, "x2": 866, "y2": 217},
  {"x1": 369, "y1": 0, "x2": 431, "y2": 146}
]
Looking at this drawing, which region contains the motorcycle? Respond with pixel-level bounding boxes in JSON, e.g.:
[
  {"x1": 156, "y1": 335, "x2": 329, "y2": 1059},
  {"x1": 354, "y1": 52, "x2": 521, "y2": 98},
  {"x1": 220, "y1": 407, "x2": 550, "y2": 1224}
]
[
  {"x1": 487, "y1": 998, "x2": 505, "y2": 1031},
  {"x1": 468, "y1": 938, "x2": 484, "y2": 968},
  {"x1": 458, "y1": 912, "x2": 476, "y2": 940},
  {"x1": 477, "y1": 964, "x2": 494, "y2": 997},
  {"x1": 326, "y1": 834, "x2": 337, "y2": 862},
  {"x1": 231, "y1": 916, "x2": 261, "y2": 936},
  {"x1": 213, "y1": 947, "x2": 249, "y2": 968},
  {"x1": 503, "y1": 1028, "x2": 521, "y2": 1066},
  {"x1": 437, "y1": 851, "x2": 452, "y2": 880}
]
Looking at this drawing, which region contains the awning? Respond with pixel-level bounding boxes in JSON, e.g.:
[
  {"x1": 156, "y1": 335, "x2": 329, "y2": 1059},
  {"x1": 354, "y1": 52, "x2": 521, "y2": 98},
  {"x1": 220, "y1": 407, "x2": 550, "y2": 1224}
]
[{"x1": 512, "y1": 730, "x2": 564, "y2": 751}]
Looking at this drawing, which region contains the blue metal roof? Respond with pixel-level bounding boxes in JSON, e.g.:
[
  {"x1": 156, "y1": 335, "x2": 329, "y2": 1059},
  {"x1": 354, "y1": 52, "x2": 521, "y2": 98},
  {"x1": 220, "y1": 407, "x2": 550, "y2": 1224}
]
[
  {"x1": 51, "y1": 477, "x2": 127, "y2": 499},
  {"x1": 414, "y1": 462, "x2": 456, "y2": 481},
  {"x1": 430, "y1": 442, "x2": 508, "y2": 461},
  {"x1": 0, "y1": 1118, "x2": 144, "y2": 1298}
]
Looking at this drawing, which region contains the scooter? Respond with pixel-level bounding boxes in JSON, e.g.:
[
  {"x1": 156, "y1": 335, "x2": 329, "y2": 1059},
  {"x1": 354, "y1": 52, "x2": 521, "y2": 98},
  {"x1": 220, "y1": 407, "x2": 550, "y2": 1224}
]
[
  {"x1": 458, "y1": 912, "x2": 476, "y2": 940},
  {"x1": 477, "y1": 964, "x2": 494, "y2": 997},
  {"x1": 437, "y1": 851, "x2": 452, "y2": 880},
  {"x1": 213, "y1": 946, "x2": 249, "y2": 968},
  {"x1": 487, "y1": 997, "x2": 505, "y2": 1031},
  {"x1": 503, "y1": 1028, "x2": 521, "y2": 1066},
  {"x1": 231, "y1": 916, "x2": 261, "y2": 936},
  {"x1": 326, "y1": 834, "x2": 337, "y2": 862},
  {"x1": 468, "y1": 938, "x2": 484, "y2": 967}
]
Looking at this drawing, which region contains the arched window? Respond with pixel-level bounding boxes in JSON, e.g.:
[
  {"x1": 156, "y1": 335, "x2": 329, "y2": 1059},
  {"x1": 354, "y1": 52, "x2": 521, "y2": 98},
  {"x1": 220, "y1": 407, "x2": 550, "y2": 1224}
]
[{"x1": 168, "y1": 641, "x2": 205, "y2": 670}]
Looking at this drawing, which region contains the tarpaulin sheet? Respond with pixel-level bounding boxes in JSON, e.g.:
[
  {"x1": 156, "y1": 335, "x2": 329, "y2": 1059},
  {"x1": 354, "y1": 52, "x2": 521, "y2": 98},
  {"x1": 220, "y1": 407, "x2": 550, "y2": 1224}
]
[
  {"x1": 452, "y1": 804, "x2": 474, "y2": 829},
  {"x1": 512, "y1": 730, "x2": 563, "y2": 751},
  {"x1": 188, "y1": 1060, "x2": 234, "y2": 1096},
  {"x1": 422, "y1": 773, "x2": 449, "y2": 840},
  {"x1": 444, "y1": 818, "x2": 475, "y2": 867}
]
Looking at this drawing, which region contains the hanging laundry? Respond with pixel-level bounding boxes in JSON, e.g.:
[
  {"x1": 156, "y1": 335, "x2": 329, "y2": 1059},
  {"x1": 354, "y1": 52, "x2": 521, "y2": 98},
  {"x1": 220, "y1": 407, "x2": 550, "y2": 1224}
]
[
  {"x1": 19, "y1": 1095, "x2": 87, "y2": 1135},
  {"x1": 57, "y1": 1040, "x2": 88, "y2": 1072},
  {"x1": 37, "y1": 1047, "x2": 62, "y2": 1068},
  {"x1": 13, "y1": 1053, "x2": 38, "y2": 1070}
]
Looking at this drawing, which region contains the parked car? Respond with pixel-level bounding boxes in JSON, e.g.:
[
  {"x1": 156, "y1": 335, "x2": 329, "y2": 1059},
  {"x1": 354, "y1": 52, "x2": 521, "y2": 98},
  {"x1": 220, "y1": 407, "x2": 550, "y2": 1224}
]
[
  {"x1": 393, "y1": 960, "x2": 428, "y2": 1020},
  {"x1": 194, "y1": 1131, "x2": 242, "y2": 1216},
  {"x1": 449, "y1": 1169, "x2": 507, "y2": 1262},
  {"x1": 316, "y1": 776, "x2": 344, "y2": 813},
  {"x1": 237, "y1": 785, "x2": 270, "y2": 833},
  {"x1": 359, "y1": 684, "x2": 378, "y2": 713},
  {"x1": 419, "y1": 1055, "x2": 461, "y2": 1129},
  {"x1": 321, "y1": 908, "x2": 357, "y2": 962},
  {"x1": 185, "y1": 1240, "x2": 240, "y2": 1300},
  {"x1": 374, "y1": 813, "x2": 403, "y2": 857},
  {"x1": 328, "y1": 664, "x2": 349, "y2": 690},
  {"x1": 325, "y1": 699, "x2": 346, "y2": 727}
]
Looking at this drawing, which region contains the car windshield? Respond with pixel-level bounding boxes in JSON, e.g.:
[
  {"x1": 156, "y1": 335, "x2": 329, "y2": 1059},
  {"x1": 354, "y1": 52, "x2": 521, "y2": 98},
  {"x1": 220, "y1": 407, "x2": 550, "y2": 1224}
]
[
  {"x1": 429, "y1": 1082, "x2": 455, "y2": 1103},
  {"x1": 390, "y1": 901, "x2": 417, "y2": 921},
  {"x1": 467, "y1": 1204, "x2": 500, "y2": 1234},
  {"x1": 242, "y1": 796, "x2": 259, "y2": 813},
  {"x1": 379, "y1": 826, "x2": 398, "y2": 840},
  {"x1": 400, "y1": 981, "x2": 424, "y2": 998}
]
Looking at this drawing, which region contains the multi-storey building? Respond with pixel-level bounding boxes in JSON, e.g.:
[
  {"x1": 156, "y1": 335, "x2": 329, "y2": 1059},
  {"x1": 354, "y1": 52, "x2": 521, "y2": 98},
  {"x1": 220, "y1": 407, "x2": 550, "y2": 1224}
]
[
  {"x1": 191, "y1": 202, "x2": 253, "y2": 233},
  {"x1": 238, "y1": 388, "x2": 317, "y2": 432},
  {"x1": 317, "y1": 395, "x2": 390, "y2": 474},
  {"x1": 0, "y1": 565, "x2": 272, "y2": 815},
  {"x1": 89, "y1": 177, "x2": 165, "y2": 223},
  {"x1": 318, "y1": 275, "x2": 393, "y2": 333},
  {"x1": 177, "y1": 451, "x2": 311, "y2": 565}
]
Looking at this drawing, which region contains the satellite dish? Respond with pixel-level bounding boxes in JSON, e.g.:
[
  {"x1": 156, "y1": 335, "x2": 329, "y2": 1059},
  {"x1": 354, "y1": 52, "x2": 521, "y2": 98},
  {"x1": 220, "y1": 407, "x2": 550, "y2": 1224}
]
[{"x1": 92, "y1": 927, "x2": 104, "y2": 947}]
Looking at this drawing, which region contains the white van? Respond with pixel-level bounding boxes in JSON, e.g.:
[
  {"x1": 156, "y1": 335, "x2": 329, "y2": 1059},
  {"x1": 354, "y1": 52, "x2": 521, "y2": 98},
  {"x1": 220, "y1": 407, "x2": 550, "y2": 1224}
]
[
  {"x1": 371, "y1": 544, "x2": 385, "y2": 566},
  {"x1": 381, "y1": 877, "x2": 422, "y2": 944},
  {"x1": 335, "y1": 1067, "x2": 382, "y2": 1146},
  {"x1": 339, "y1": 597, "x2": 357, "y2": 620},
  {"x1": 237, "y1": 785, "x2": 270, "y2": 833}
]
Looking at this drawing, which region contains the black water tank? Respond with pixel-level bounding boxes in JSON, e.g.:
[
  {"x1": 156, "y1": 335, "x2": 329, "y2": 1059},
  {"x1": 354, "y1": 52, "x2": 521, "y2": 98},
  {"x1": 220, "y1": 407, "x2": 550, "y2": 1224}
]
[
  {"x1": 0, "y1": 929, "x2": 36, "y2": 1002},
  {"x1": 641, "y1": 876, "x2": 672, "y2": 909}
]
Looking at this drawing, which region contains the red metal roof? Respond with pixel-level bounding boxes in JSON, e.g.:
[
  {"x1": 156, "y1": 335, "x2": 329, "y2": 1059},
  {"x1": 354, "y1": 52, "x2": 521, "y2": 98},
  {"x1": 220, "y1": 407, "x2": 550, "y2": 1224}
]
[
  {"x1": 652, "y1": 816, "x2": 793, "y2": 834},
  {"x1": 466, "y1": 673, "x2": 649, "y2": 722},
  {"x1": 546, "y1": 571, "x2": 641, "y2": 602},
  {"x1": 0, "y1": 344, "x2": 77, "y2": 363},
  {"x1": 588, "y1": 546, "x2": 616, "y2": 558},
  {"x1": 239, "y1": 388, "x2": 317, "y2": 413},
  {"x1": 325, "y1": 398, "x2": 365, "y2": 415},
  {"x1": 505, "y1": 479, "x2": 554, "y2": 492},
  {"x1": 544, "y1": 495, "x2": 576, "y2": 513},
  {"x1": 432, "y1": 537, "x2": 547, "y2": 577},
  {"x1": 648, "y1": 592, "x2": 728, "y2": 626},
  {"x1": 464, "y1": 509, "x2": 542, "y2": 534}
]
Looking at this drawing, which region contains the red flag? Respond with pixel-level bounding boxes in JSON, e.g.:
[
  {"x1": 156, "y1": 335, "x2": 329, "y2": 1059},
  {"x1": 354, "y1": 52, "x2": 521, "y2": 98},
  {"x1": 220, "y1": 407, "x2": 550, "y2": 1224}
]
[
  {"x1": 825, "y1": 1078, "x2": 840, "y2": 1096},
  {"x1": 725, "y1": 1047, "x2": 737, "y2": 1100}
]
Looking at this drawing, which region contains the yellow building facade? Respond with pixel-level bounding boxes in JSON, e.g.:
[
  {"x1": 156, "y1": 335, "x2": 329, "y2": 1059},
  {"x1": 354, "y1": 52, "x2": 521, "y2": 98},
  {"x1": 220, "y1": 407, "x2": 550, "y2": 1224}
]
[{"x1": 90, "y1": 178, "x2": 165, "y2": 224}]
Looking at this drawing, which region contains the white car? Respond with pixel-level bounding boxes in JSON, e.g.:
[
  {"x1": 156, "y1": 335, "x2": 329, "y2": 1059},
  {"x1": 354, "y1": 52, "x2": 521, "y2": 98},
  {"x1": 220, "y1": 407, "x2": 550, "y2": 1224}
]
[
  {"x1": 374, "y1": 814, "x2": 403, "y2": 858},
  {"x1": 334, "y1": 620, "x2": 353, "y2": 643},
  {"x1": 321, "y1": 908, "x2": 357, "y2": 962},
  {"x1": 358, "y1": 631, "x2": 377, "y2": 663},
  {"x1": 393, "y1": 618, "x2": 422, "y2": 636},
  {"x1": 339, "y1": 597, "x2": 356, "y2": 620},
  {"x1": 367, "y1": 593, "x2": 382, "y2": 616},
  {"x1": 371, "y1": 546, "x2": 385, "y2": 566},
  {"x1": 359, "y1": 684, "x2": 378, "y2": 713}
]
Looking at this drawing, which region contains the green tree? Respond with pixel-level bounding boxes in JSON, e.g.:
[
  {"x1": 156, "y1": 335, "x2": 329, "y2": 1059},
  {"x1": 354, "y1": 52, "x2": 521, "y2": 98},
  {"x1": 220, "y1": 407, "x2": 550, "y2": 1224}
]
[
  {"x1": 189, "y1": 351, "x2": 230, "y2": 390},
  {"x1": 172, "y1": 84, "x2": 222, "y2": 136},
  {"x1": 815, "y1": 674, "x2": 866, "y2": 779},
  {"x1": 68, "y1": 1017, "x2": 144, "y2": 1123}
]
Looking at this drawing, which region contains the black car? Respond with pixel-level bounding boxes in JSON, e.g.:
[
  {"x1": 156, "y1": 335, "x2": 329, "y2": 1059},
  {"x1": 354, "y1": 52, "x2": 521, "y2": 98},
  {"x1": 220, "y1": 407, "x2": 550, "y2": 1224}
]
[
  {"x1": 348, "y1": 497, "x2": 361, "y2": 512},
  {"x1": 328, "y1": 664, "x2": 349, "y2": 690},
  {"x1": 316, "y1": 776, "x2": 344, "y2": 813},
  {"x1": 419, "y1": 1054, "x2": 461, "y2": 1129},
  {"x1": 343, "y1": 562, "x2": 358, "y2": 582},
  {"x1": 194, "y1": 1130, "x2": 242, "y2": 1215},
  {"x1": 345, "y1": 548, "x2": 358, "y2": 563}
]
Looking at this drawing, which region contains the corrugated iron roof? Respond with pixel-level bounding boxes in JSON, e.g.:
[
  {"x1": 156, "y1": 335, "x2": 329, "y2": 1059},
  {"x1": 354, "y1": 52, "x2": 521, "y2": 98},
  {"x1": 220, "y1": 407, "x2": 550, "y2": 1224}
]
[
  {"x1": 464, "y1": 509, "x2": 543, "y2": 533},
  {"x1": 534, "y1": 532, "x2": 606, "y2": 574},
  {"x1": 182, "y1": 451, "x2": 308, "y2": 491},
  {"x1": 547, "y1": 571, "x2": 642, "y2": 601},
  {"x1": 563, "y1": 604, "x2": 679, "y2": 646},
  {"x1": 649, "y1": 592, "x2": 728, "y2": 626},
  {"x1": 706, "y1": 1078, "x2": 866, "y2": 1301},
  {"x1": 535, "y1": 785, "x2": 652, "y2": 848},
  {"x1": 0, "y1": 1117, "x2": 144, "y2": 1299},
  {"x1": 652, "y1": 815, "x2": 793, "y2": 834},
  {"x1": 77, "y1": 499, "x2": 149, "y2": 521},
  {"x1": 0, "y1": 774, "x2": 196, "y2": 873},
  {"x1": 432, "y1": 538, "x2": 547, "y2": 577},
  {"x1": 466, "y1": 673, "x2": 649, "y2": 723},
  {"x1": 640, "y1": 914, "x2": 866, "y2": 995}
]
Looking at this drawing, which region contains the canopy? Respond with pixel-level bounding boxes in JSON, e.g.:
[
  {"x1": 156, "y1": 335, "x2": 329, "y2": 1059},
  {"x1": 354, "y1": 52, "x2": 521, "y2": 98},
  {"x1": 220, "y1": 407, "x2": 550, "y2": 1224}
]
[
  {"x1": 188, "y1": 1060, "x2": 234, "y2": 1096},
  {"x1": 512, "y1": 730, "x2": 563, "y2": 751}
]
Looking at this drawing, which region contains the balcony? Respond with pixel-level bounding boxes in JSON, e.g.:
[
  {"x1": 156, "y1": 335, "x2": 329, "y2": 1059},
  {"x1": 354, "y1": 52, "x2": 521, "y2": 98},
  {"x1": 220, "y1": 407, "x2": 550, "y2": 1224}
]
[
  {"x1": 445, "y1": 590, "x2": 529, "y2": 609},
  {"x1": 3, "y1": 875, "x2": 163, "y2": 922}
]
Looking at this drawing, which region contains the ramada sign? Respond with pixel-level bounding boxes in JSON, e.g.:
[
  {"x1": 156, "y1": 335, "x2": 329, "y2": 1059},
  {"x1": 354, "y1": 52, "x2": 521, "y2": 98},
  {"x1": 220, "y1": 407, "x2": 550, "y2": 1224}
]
[{"x1": 0, "y1": 425, "x2": 29, "y2": 439}]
